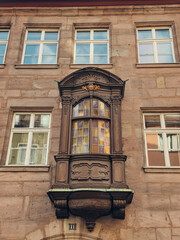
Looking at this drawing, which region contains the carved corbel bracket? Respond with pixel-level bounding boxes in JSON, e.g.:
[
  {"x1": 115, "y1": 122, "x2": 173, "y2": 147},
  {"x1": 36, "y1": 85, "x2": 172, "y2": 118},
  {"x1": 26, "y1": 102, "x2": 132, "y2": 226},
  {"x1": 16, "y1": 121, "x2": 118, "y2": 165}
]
[
  {"x1": 112, "y1": 199, "x2": 126, "y2": 219},
  {"x1": 47, "y1": 188, "x2": 133, "y2": 232},
  {"x1": 54, "y1": 199, "x2": 69, "y2": 219}
]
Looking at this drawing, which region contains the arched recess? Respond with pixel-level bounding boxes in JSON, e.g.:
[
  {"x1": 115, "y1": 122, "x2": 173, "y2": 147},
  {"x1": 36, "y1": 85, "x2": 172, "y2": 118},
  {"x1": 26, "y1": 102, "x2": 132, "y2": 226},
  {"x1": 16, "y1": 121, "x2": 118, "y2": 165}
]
[{"x1": 47, "y1": 67, "x2": 133, "y2": 232}]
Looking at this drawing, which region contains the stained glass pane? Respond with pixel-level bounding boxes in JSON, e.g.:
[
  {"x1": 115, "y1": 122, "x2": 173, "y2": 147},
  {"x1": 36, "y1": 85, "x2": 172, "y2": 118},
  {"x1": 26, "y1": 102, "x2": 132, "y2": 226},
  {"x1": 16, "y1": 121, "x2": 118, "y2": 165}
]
[
  {"x1": 72, "y1": 120, "x2": 89, "y2": 154},
  {"x1": 92, "y1": 120, "x2": 110, "y2": 154},
  {"x1": 73, "y1": 99, "x2": 90, "y2": 117},
  {"x1": 92, "y1": 99, "x2": 110, "y2": 117}
]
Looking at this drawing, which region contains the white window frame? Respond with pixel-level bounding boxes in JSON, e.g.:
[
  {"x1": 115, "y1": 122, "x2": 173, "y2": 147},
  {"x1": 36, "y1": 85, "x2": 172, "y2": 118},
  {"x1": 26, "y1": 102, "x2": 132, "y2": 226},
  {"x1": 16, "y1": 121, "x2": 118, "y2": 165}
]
[
  {"x1": 143, "y1": 113, "x2": 180, "y2": 167},
  {"x1": 137, "y1": 27, "x2": 175, "y2": 63},
  {"x1": 0, "y1": 29, "x2": 9, "y2": 64},
  {"x1": 74, "y1": 29, "x2": 109, "y2": 64},
  {"x1": 6, "y1": 113, "x2": 51, "y2": 166},
  {"x1": 22, "y1": 29, "x2": 59, "y2": 64}
]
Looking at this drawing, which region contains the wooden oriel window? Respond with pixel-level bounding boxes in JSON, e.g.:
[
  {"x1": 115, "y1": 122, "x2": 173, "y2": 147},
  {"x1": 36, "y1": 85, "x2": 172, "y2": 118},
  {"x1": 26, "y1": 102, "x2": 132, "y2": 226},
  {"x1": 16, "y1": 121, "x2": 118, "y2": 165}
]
[{"x1": 72, "y1": 98, "x2": 110, "y2": 154}]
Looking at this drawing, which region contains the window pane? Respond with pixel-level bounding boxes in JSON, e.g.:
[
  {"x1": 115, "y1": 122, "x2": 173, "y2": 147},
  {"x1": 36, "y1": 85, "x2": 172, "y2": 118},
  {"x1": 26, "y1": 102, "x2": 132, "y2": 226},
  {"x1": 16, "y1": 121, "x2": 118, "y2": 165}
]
[
  {"x1": 8, "y1": 133, "x2": 28, "y2": 165},
  {"x1": 139, "y1": 43, "x2": 154, "y2": 63},
  {"x1": 25, "y1": 44, "x2": 40, "y2": 55},
  {"x1": 72, "y1": 120, "x2": 89, "y2": 154},
  {"x1": 165, "y1": 115, "x2": 180, "y2": 128},
  {"x1": 157, "y1": 43, "x2": 173, "y2": 63},
  {"x1": 146, "y1": 134, "x2": 163, "y2": 150},
  {"x1": 94, "y1": 31, "x2": 107, "y2": 40},
  {"x1": 27, "y1": 31, "x2": 41, "y2": 40},
  {"x1": 34, "y1": 114, "x2": 50, "y2": 128},
  {"x1": 148, "y1": 151, "x2": 165, "y2": 166},
  {"x1": 0, "y1": 31, "x2": 9, "y2": 40},
  {"x1": 93, "y1": 99, "x2": 110, "y2": 117},
  {"x1": 146, "y1": 133, "x2": 165, "y2": 166},
  {"x1": 29, "y1": 133, "x2": 48, "y2": 165},
  {"x1": 155, "y1": 29, "x2": 170, "y2": 39},
  {"x1": 94, "y1": 44, "x2": 107, "y2": 54},
  {"x1": 138, "y1": 30, "x2": 152, "y2": 40},
  {"x1": 76, "y1": 43, "x2": 90, "y2": 55},
  {"x1": 76, "y1": 31, "x2": 90, "y2": 40},
  {"x1": 144, "y1": 115, "x2": 161, "y2": 129},
  {"x1": 44, "y1": 31, "x2": 58, "y2": 40},
  {"x1": 24, "y1": 56, "x2": 39, "y2": 64},
  {"x1": 42, "y1": 56, "x2": 56, "y2": 64},
  {"x1": 0, "y1": 56, "x2": 4, "y2": 64},
  {"x1": 73, "y1": 99, "x2": 90, "y2": 117},
  {"x1": 0, "y1": 44, "x2": 6, "y2": 54},
  {"x1": 169, "y1": 152, "x2": 180, "y2": 166},
  {"x1": 92, "y1": 120, "x2": 110, "y2": 154},
  {"x1": 75, "y1": 56, "x2": 90, "y2": 64},
  {"x1": 167, "y1": 134, "x2": 180, "y2": 151},
  {"x1": 14, "y1": 114, "x2": 30, "y2": 128},
  {"x1": 42, "y1": 44, "x2": 57, "y2": 55},
  {"x1": 93, "y1": 56, "x2": 108, "y2": 64}
]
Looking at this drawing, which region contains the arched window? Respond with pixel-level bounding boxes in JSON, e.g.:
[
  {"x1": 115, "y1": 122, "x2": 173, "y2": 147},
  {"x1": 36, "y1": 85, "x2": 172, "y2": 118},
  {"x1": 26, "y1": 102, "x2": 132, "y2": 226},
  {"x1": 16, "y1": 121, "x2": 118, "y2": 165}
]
[{"x1": 71, "y1": 98, "x2": 110, "y2": 154}]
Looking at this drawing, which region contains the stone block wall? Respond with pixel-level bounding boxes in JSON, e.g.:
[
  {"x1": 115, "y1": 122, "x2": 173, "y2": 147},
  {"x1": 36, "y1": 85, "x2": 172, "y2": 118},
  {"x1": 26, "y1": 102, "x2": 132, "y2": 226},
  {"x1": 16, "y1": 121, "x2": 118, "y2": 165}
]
[{"x1": 0, "y1": 4, "x2": 180, "y2": 240}]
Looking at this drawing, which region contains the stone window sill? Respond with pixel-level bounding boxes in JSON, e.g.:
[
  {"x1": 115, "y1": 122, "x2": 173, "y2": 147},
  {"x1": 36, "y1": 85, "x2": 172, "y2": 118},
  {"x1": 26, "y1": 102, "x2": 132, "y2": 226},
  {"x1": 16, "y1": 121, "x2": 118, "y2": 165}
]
[
  {"x1": 0, "y1": 64, "x2": 5, "y2": 69},
  {"x1": 136, "y1": 63, "x2": 180, "y2": 68},
  {"x1": 0, "y1": 165, "x2": 50, "y2": 172},
  {"x1": 143, "y1": 167, "x2": 180, "y2": 173},
  {"x1": 70, "y1": 64, "x2": 113, "y2": 69},
  {"x1": 14, "y1": 64, "x2": 59, "y2": 69}
]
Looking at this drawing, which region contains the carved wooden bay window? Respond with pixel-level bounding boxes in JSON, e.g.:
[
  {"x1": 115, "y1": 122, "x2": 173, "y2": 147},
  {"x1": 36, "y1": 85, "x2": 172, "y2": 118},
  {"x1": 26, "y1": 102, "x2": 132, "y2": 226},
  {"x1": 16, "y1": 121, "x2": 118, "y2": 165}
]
[{"x1": 47, "y1": 67, "x2": 133, "y2": 232}]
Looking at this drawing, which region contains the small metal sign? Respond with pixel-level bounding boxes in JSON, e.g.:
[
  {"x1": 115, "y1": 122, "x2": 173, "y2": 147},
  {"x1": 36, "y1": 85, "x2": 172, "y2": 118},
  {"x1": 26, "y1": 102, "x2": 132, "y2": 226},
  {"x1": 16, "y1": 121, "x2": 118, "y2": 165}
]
[{"x1": 69, "y1": 224, "x2": 76, "y2": 230}]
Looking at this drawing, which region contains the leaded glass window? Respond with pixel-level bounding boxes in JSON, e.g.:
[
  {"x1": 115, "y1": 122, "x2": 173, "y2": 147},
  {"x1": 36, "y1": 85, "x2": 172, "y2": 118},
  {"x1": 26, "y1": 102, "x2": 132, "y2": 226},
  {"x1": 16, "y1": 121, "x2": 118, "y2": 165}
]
[{"x1": 72, "y1": 98, "x2": 110, "y2": 154}]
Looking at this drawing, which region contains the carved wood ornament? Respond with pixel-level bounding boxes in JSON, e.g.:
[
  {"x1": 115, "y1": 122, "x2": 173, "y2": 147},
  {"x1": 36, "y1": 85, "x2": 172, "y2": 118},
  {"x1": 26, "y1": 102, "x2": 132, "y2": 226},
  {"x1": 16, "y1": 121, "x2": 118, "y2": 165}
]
[{"x1": 47, "y1": 67, "x2": 133, "y2": 232}]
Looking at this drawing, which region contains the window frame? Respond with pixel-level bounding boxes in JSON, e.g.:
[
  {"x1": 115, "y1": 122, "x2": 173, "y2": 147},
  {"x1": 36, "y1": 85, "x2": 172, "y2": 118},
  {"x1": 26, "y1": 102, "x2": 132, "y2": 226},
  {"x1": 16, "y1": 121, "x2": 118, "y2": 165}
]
[
  {"x1": 143, "y1": 113, "x2": 180, "y2": 167},
  {"x1": 21, "y1": 29, "x2": 59, "y2": 65},
  {"x1": 6, "y1": 112, "x2": 51, "y2": 166},
  {"x1": 137, "y1": 26, "x2": 176, "y2": 64},
  {"x1": 71, "y1": 97, "x2": 111, "y2": 155},
  {"x1": 74, "y1": 29, "x2": 109, "y2": 64},
  {"x1": 0, "y1": 29, "x2": 10, "y2": 64}
]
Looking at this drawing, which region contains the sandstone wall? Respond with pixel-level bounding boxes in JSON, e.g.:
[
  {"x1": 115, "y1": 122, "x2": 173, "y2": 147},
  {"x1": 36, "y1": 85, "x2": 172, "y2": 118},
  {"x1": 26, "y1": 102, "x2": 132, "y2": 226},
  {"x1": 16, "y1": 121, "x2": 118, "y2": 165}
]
[{"x1": 0, "y1": 4, "x2": 180, "y2": 240}]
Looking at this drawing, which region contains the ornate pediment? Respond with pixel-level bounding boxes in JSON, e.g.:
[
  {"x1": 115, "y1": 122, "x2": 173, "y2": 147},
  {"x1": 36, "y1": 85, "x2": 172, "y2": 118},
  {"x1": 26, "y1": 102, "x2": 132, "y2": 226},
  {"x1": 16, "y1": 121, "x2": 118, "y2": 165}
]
[{"x1": 58, "y1": 67, "x2": 125, "y2": 88}]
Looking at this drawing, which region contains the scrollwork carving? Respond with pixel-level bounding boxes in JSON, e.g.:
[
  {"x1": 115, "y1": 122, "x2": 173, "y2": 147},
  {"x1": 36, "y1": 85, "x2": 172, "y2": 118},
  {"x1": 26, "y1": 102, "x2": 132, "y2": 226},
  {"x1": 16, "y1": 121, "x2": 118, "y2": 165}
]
[
  {"x1": 74, "y1": 72, "x2": 109, "y2": 85},
  {"x1": 71, "y1": 163, "x2": 109, "y2": 181}
]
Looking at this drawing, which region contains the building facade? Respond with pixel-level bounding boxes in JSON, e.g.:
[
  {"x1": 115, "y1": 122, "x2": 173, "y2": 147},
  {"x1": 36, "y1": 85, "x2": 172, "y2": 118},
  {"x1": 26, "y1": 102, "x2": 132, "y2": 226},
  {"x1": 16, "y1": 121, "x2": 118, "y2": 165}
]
[{"x1": 0, "y1": 0, "x2": 180, "y2": 239}]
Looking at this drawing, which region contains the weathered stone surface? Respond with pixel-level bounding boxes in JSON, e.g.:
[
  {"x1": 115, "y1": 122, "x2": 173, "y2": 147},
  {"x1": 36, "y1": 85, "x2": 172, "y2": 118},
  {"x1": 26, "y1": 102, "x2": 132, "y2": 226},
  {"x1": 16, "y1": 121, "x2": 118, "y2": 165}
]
[
  {"x1": 29, "y1": 196, "x2": 54, "y2": 220},
  {"x1": 0, "y1": 197, "x2": 23, "y2": 219},
  {"x1": 23, "y1": 182, "x2": 50, "y2": 196},
  {"x1": 26, "y1": 229, "x2": 44, "y2": 240},
  {"x1": 136, "y1": 210, "x2": 171, "y2": 227},
  {"x1": 168, "y1": 211, "x2": 180, "y2": 227},
  {"x1": 156, "y1": 228, "x2": 171, "y2": 240}
]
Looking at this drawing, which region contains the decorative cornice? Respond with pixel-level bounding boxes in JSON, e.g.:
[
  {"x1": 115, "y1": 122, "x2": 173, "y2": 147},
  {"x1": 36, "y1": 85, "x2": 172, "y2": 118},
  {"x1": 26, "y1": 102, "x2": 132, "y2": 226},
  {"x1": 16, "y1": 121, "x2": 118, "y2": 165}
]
[{"x1": 1, "y1": 0, "x2": 180, "y2": 8}]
